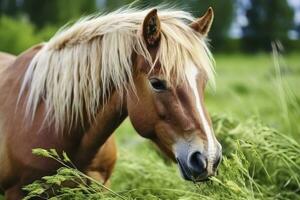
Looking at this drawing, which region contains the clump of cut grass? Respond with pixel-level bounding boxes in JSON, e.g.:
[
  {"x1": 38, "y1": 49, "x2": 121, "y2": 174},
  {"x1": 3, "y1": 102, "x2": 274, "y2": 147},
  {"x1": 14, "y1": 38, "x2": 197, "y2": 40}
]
[{"x1": 24, "y1": 115, "x2": 300, "y2": 200}]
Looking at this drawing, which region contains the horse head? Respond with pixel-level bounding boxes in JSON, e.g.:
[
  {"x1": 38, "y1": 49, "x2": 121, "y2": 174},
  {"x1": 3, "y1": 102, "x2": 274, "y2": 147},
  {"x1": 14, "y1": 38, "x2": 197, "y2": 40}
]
[{"x1": 127, "y1": 8, "x2": 222, "y2": 182}]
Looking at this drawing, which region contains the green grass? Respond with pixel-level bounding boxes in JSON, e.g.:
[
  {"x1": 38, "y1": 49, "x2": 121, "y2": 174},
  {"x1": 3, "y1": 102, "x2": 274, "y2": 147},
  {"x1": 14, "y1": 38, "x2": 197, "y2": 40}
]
[
  {"x1": 206, "y1": 53, "x2": 300, "y2": 137},
  {"x1": 23, "y1": 116, "x2": 300, "y2": 200},
  {"x1": 2, "y1": 53, "x2": 300, "y2": 199}
]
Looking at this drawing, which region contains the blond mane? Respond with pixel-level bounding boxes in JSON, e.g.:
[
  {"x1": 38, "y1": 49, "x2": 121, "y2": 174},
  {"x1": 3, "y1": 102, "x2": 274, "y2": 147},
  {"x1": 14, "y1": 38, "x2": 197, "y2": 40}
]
[{"x1": 20, "y1": 7, "x2": 215, "y2": 130}]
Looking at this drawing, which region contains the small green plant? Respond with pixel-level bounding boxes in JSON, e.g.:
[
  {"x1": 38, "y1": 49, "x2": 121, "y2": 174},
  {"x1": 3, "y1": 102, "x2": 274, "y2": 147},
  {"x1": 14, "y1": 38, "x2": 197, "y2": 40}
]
[{"x1": 24, "y1": 149, "x2": 126, "y2": 200}]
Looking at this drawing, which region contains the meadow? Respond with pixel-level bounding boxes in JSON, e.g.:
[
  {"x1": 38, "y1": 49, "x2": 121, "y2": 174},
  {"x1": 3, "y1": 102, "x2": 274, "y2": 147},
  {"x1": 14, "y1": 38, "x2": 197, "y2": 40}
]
[{"x1": 0, "y1": 53, "x2": 299, "y2": 199}]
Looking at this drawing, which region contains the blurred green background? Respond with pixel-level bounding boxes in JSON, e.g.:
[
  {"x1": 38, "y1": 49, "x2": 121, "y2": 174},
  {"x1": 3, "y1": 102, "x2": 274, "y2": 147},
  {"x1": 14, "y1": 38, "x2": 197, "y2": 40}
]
[
  {"x1": 0, "y1": 0, "x2": 300, "y2": 54},
  {"x1": 1, "y1": 0, "x2": 300, "y2": 199}
]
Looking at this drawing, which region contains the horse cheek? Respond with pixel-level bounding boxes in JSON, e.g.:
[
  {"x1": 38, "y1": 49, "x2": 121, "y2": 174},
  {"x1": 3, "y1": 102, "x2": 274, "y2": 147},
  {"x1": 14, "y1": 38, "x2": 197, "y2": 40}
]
[{"x1": 127, "y1": 99, "x2": 157, "y2": 139}]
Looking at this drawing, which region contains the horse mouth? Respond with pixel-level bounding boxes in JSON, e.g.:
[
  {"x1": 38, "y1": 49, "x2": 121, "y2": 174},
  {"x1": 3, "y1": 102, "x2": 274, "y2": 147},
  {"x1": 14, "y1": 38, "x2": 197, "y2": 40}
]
[
  {"x1": 176, "y1": 158, "x2": 192, "y2": 181},
  {"x1": 176, "y1": 158, "x2": 209, "y2": 182}
]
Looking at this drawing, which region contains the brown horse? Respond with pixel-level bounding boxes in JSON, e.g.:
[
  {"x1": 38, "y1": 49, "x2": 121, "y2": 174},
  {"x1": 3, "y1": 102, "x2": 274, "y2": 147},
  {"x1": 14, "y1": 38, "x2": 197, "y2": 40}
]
[{"x1": 0, "y1": 7, "x2": 221, "y2": 199}]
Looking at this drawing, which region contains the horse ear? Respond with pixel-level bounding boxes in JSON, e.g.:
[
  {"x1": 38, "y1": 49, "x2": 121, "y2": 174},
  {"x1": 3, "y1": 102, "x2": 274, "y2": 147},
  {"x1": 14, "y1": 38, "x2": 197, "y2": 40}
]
[
  {"x1": 190, "y1": 7, "x2": 214, "y2": 36},
  {"x1": 142, "y1": 9, "x2": 161, "y2": 47}
]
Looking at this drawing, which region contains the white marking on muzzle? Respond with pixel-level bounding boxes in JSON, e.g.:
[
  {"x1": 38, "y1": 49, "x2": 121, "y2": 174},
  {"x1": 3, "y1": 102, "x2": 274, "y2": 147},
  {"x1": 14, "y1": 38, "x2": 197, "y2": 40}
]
[{"x1": 185, "y1": 62, "x2": 217, "y2": 173}]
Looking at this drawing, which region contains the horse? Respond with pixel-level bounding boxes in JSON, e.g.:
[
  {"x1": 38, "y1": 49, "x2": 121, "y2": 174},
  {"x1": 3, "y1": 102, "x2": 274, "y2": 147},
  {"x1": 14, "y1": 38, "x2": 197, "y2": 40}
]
[{"x1": 0, "y1": 7, "x2": 222, "y2": 199}]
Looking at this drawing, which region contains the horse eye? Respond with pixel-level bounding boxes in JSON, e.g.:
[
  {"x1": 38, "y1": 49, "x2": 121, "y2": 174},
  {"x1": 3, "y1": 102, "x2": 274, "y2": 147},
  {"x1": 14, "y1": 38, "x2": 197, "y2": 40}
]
[{"x1": 149, "y1": 78, "x2": 167, "y2": 92}]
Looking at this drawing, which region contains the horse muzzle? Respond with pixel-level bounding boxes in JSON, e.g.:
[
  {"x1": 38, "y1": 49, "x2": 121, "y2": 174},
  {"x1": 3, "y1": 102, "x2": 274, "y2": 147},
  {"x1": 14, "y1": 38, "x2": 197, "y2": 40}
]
[{"x1": 174, "y1": 141, "x2": 222, "y2": 182}]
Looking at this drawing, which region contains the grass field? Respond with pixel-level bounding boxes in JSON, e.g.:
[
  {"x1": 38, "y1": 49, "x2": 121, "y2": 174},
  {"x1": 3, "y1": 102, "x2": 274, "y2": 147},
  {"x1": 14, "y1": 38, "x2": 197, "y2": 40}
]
[
  {"x1": 1, "y1": 53, "x2": 299, "y2": 199},
  {"x1": 207, "y1": 53, "x2": 300, "y2": 136}
]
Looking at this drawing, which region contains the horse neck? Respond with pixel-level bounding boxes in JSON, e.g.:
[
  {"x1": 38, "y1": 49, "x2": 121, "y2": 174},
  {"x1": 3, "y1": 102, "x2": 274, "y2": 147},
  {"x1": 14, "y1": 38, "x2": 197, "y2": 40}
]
[
  {"x1": 10, "y1": 44, "x2": 129, "y2": 168},
  {"x1": 73, "y1": 90, "x2": 128, "y2": 168}
]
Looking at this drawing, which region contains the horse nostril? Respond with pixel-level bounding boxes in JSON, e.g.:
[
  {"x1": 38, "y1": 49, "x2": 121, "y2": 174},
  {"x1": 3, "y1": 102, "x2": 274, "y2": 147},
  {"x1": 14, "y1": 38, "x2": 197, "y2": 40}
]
[{"x1": 188, "y1": 151, "x2": 207, "y2": 175}]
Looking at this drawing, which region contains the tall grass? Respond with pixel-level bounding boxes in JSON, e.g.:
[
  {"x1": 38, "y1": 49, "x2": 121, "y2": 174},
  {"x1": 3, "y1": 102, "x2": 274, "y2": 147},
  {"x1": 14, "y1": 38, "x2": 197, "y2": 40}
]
[
  {"x1": 271, "y1": 41, "x2": 300, "y2": 136},
  {"x1": 24, "y1": 115, "x2": 300, "y2": 200}
]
